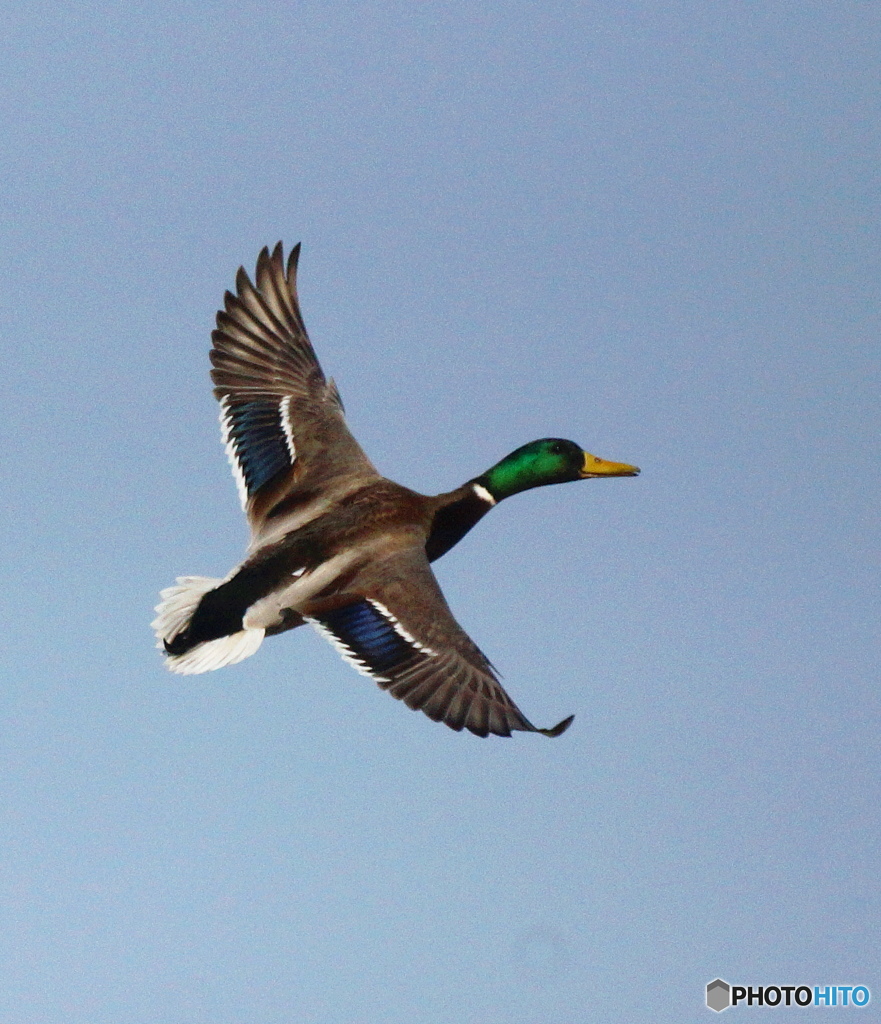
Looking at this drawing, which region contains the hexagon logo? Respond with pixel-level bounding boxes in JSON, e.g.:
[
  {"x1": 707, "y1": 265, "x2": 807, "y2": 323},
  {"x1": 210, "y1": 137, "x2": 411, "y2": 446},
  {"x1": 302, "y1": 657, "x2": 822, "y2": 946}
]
[{"x1": 707, "y1": 978, "x2": 731, "y2": 1012}]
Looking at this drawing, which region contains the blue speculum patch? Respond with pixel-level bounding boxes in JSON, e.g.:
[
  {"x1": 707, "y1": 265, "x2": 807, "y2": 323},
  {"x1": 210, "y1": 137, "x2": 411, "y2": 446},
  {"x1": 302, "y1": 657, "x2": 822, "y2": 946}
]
[
  {"x1": 228, "y1": 400, "x2": 291, "y2": 495},
  {"x1": 319, "y1": 602, "x2": 417, "y2": 676}
]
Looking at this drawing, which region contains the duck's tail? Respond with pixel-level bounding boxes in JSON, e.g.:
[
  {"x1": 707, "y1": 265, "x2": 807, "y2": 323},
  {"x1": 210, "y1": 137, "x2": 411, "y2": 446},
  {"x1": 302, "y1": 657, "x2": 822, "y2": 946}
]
[{"x1": 152, "y1": 575, "x2": 265, "y2": 675}]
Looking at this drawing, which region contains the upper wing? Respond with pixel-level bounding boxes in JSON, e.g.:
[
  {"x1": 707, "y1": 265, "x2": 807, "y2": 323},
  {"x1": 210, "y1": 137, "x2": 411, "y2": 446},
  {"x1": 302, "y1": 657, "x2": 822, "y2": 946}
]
[
  {"x1": 210, "y1": 243, "x2": 379, "y2": 535},
  {"x1": 304, "y1": 549, "x2": 574, "y2": 739}
]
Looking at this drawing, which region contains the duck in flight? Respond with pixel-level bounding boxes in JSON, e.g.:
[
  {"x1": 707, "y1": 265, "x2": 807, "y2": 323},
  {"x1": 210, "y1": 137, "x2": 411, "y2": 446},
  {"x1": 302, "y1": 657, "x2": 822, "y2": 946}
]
[{"x1": 153, "y1": 244, "x2": 639, "y2": 738}]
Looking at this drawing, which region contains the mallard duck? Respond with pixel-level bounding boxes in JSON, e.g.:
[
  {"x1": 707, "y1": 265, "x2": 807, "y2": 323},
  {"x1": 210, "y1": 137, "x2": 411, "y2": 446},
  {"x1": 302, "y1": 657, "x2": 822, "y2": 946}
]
[{"x1": 153, "y1": 244, "x2": 639, "y2": 738}]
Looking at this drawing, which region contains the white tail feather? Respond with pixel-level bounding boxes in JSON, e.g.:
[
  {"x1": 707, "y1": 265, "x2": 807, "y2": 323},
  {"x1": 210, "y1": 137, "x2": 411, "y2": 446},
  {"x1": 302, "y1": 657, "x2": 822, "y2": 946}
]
[
  {"x1": 162, "y1": 628, "x2": 265, "y2": 675},
  {"x1": 152, "y1": 575, "x2": 265, "y2": 675},
  {"x1": 153, "y1": 576, "x2": 219, "y2": 642}
]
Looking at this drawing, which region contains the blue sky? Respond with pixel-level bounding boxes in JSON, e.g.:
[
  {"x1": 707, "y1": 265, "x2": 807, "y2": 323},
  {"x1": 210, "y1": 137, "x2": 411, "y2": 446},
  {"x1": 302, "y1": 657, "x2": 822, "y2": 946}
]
[{"x1": 1, "y1": 2, "x2": 878, "y2": 1021}]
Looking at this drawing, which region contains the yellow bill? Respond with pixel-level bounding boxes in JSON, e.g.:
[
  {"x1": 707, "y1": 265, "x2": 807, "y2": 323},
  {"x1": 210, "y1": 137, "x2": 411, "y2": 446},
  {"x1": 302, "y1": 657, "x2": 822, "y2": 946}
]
[{"x1": 580, "y1": 452, "x2": 640, "y2": 478}]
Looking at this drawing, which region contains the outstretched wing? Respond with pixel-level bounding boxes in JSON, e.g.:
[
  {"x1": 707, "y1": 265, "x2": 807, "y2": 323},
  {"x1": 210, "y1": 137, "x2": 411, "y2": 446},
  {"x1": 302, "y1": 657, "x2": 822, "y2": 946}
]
[
  {"x1": 210, "y1": 243, "x2": 379, "y2": 535},
  {"x1": 305, "y1": 549, "x2": 573, "y2": 739}
]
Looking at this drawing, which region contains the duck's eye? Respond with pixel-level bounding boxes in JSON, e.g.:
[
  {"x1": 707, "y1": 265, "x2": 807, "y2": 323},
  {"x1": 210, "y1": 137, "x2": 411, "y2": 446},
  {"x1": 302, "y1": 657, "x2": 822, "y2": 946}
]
[{"x1": 549, "y1": 442, "x2": 564, "y2": 455}]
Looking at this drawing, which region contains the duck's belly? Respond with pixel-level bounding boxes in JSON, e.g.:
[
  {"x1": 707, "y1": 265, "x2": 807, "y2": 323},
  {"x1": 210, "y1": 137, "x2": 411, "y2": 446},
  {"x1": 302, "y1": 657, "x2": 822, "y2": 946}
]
[{"x1": 242, "y1": 549, "x2": 363, "y2": 630}]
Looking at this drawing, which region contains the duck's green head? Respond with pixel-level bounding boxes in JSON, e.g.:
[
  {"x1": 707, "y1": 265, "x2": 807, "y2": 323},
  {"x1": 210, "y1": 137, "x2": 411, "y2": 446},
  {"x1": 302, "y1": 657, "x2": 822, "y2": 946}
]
[{"x1": 477, "y1": 438, "x2": 639, "y2": 502}]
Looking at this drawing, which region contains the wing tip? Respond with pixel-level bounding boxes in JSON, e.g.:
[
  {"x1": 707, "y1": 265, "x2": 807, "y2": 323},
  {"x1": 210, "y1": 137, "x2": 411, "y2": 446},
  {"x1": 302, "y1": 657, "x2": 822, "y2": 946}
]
[
  {"x1": 536, "y1": 713, "x2": 575, "y2": 738},
  {"x1": 255, "y1": 244, "x2": 272, "y2": 279},
  {"x1": 287, "y1": 242, "x2": 302, "y2": 292},
  {"x1": 234, "y1": 264, "x2": 252, "y2": 296},
  {"x1": 460, "y1": 709, "x2": 574, "y2": 739}
]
